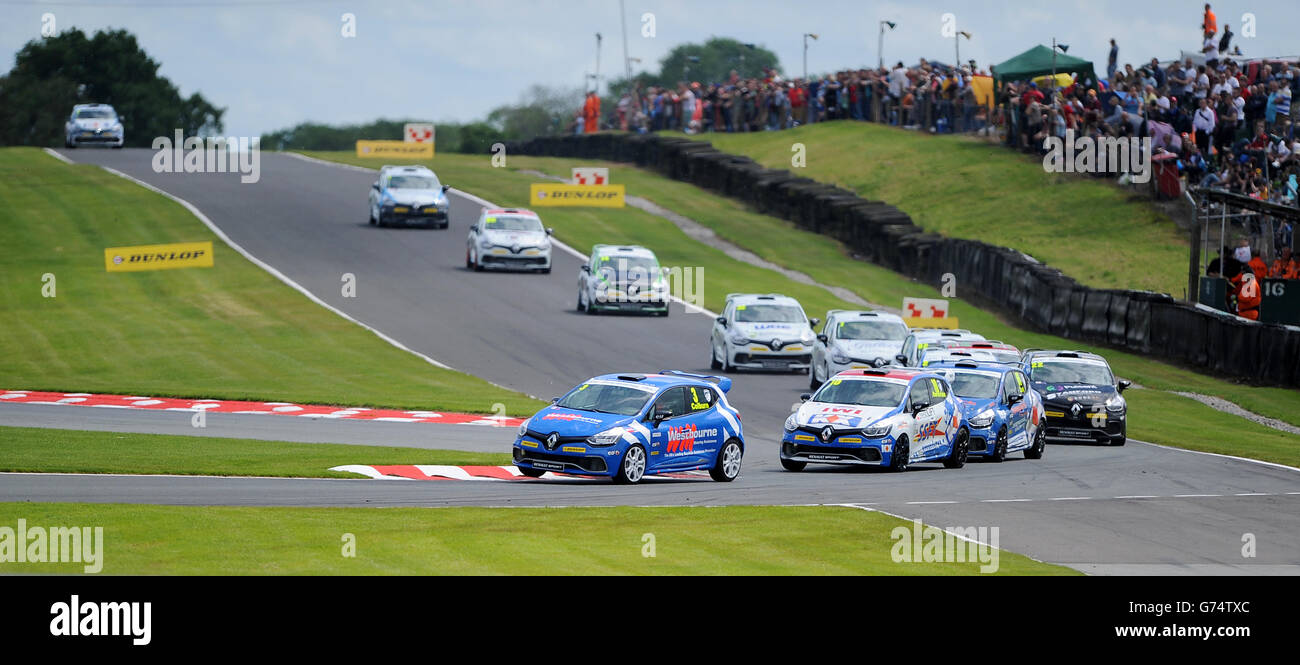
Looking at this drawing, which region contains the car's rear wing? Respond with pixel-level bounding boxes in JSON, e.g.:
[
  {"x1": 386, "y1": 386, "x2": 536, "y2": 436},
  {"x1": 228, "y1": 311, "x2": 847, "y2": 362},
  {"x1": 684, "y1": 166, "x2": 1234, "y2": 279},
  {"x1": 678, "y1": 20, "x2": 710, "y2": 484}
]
[{"x1": 658, "y1": 370, "x2": 733, "y2": 394}]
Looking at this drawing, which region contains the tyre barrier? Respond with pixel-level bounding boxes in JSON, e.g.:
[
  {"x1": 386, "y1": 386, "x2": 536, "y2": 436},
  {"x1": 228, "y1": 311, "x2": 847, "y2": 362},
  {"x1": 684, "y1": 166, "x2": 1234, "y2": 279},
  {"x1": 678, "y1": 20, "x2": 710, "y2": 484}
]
[{"x1": 503, "y1": 134, "x2": 1300, "y2": 388}]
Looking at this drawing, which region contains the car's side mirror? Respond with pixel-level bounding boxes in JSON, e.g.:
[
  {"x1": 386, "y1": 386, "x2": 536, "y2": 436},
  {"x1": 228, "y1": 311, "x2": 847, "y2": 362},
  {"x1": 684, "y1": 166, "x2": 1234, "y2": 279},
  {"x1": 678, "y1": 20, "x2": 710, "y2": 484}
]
[
  {"x1": 895, "y1": 354, "x2": 908, "y2": 366},
  {"x1": 441, "y1": 185, "x2": 451, "y2": 193},
  {"x1": 580, "y1": 264, "x2": 590, "y2": 274},
  {"x1": 799, "y1": 393, "x2": 811, "y2": 402},
  {"x1": 716, "y1": 316, "x2": 728, "y2": 328},
  {"x1": 911, "y1": 402, "x2": 928, "y2": 416},
  {"x1": 1117, "y1": 380, "x2": 1131, "y2": 393},
  {"x1": 371, "y1": 182, "x2": 379, "y2": 191},
  {"x1": 1007, "y1": 393, "x2": 1023, "y2": 406},
  {"x1": 550, "y1": 397, "x2": 559, "y2": 403},
  {"x1": 546, "y1": 227, "x2": 554, "y2": 236},
  {"x1": 809, "y1": 318, "x2": 820, "y2": 329},
  {"x1": 816, "y1": 334, "x2": 829, "y2": 344},
  {"x1": 652, "y1": 407, "x2": 672, "y2": 425}
]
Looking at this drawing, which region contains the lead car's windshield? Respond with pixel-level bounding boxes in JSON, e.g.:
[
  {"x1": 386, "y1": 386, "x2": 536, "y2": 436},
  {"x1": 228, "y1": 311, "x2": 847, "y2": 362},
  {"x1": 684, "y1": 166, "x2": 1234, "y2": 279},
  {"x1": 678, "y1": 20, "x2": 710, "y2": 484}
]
[
  {"x1": 554, "y1": 383, "x2": 653, "y2": 416},
  {"x1": 812, "y1": 380, "x2": 905, "y2": 407}
]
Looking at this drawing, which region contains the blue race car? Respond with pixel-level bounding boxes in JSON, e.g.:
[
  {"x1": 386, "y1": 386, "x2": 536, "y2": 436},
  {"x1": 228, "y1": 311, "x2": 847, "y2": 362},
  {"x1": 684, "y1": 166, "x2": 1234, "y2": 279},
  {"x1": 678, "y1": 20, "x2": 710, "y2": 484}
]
[
  {"x1": 513, "y1": 371, "x2": 744, "y2": 483},
  {"x1": 780, "y1": 368, "x2": 970, "y2": 472},
  {"x1": 925, "y1": 360, "x2": 1046, "y2": 462}
]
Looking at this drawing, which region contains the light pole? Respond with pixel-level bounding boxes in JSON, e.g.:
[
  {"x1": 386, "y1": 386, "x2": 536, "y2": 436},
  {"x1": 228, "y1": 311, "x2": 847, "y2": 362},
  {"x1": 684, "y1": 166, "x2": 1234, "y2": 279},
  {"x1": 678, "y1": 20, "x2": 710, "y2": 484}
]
[
  {"x1": 594, "y1": 33, "x2": 603, "y2": 94},
  {"x1": 803, "y1": 33, "x2": 818, "y2": 80},
  {"x1": 955, "y1": 30, "x2": 971, "y2": 69},
  {"x1": 684, "y1": 55, "x2": 701, "y2": 82},
  {"x1": 1051, "y1": 39, "x2": 1070, "y2": 86},
  {"x1": 620, "y1": 1, "x2": 630, "y2": 83},
  {"x1": 878, "y1": 20, "x2": 896, "y2": 70}
]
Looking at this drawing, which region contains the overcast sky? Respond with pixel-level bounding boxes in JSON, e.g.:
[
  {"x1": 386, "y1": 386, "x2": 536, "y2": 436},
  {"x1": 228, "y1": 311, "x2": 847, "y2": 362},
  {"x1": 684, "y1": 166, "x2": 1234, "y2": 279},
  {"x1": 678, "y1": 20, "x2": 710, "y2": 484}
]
[{"x1": 2, "y1": 0, "x2": 1297, "y2": 138}]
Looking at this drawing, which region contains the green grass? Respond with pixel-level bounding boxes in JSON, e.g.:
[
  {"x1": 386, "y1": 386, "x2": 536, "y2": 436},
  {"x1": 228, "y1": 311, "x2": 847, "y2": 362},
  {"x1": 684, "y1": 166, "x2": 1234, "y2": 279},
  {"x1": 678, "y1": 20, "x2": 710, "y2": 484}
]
[
  {"x1": 694, "y1": 122, "x2": 1190, "y2": 296},
  {"x1": 0, "y1": 147, "x2": 541, "y2": 416},
  {"x1": 302, "y1": 150, "x2": 1300, "y2": 464},
  {"x1": 1125, "y1": 389, "x2": 1300, "y2": 467},
  {"x1": 0, "y1": 425, "x2": 510, "y2": 478},
  {"x1": 0, "y1": 503, "x2": 1074, "y2": 575}
]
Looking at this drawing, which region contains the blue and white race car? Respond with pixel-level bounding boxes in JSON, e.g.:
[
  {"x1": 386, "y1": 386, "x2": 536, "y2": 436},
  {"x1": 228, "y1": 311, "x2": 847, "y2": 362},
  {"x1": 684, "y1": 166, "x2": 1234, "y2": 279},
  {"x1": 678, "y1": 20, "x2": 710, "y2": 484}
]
[
  {"x1": 513, "y1": 371, "x2": 744, "y2": 483},
  {"x1": 926, "y1": 360, "x2": 1046, "y2": 462},
  {"x1": 780, "y1": 368, "x2": 970, "y2": 472},
  {"x1": 367, "y1": 164, "x2": 451, "y2": 228}
]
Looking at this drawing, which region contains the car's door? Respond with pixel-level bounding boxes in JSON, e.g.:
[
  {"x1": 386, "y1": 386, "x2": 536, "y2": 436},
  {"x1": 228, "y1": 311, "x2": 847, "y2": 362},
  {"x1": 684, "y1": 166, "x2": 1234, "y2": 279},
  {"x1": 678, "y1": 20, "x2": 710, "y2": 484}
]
[
  {"x1": 909, "y1": 378, "x2": 951, "y2": 460},
  {"x1": 1003, "y1": 370, "x2": 1031, "y2": 450},
  {"x1": 645, "y1": 387, "x2": 699, "y2": 469},
  {"x1": 812, "y1": 317, "x2": 833, "y2": 375}
]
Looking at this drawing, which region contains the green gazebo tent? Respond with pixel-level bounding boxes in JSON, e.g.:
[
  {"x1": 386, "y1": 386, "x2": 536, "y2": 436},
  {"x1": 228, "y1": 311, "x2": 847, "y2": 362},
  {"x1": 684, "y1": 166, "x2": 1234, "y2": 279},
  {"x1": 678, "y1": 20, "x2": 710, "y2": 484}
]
[{"x1": 991, "y1": 45, "x2": 1098, "y2": 85}]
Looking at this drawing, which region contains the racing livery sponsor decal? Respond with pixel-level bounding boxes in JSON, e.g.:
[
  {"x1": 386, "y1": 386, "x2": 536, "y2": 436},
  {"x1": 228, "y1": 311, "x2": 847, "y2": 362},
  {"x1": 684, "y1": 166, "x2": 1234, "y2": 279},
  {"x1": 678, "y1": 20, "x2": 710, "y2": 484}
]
[
  {"x1": 806, "y1": 413, "x2": 864, "y2": 427},
  {"x1": 330, "y1": 465, "x2": 710, "y2": 481},
  {"x1": 540, "y1": 412, "x2": 603, "y2": 425},
  {"x1": 665, "y1": 424, "x2": 718, "y2": 454},
  {"x1": 0, "y1": 390, "x2": 521, "y2": 427}
]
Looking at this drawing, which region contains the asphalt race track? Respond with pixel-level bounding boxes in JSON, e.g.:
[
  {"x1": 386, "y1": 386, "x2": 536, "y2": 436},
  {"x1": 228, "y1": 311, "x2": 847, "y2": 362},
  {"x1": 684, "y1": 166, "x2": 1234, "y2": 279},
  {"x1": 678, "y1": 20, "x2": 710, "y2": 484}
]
[{"x1": 7, "y1": 147, "x2": 1297, "y2": 574}]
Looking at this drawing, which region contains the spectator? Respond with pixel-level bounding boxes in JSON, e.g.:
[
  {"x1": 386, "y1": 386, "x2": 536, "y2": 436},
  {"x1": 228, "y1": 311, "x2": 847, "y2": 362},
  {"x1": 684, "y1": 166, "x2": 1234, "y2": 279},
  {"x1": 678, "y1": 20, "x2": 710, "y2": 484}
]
[
  {"x1": 583, "y1": 91, "x2": 600, "y2": 134},
  {"x1": 1203, "y1": 4, "x2": 1217, "y2": 39},
  {"x1": 1193, "y1": 97, "x2": 1216, "y2": 153},
  {"x1": 1234, "y1": 271, "x2": 1260, "y2": 319},
  {"x1": 1270, "y1": 247, "x2": 1299, "y2": 279},
  {"x1": 1107, "y1": 39, "x2": 1119, "y2": 82}
]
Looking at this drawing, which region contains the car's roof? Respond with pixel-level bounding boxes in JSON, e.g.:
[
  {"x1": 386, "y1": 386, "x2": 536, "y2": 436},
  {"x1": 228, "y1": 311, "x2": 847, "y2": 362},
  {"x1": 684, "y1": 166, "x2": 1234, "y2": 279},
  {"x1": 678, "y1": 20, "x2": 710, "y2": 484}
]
[
  {"x1": 926, "y1": 360, "x2": 1017, "y2": 374},
  {"x1": 72, "y1": 103, "x2": 115, "y2": 110},
  {"x1": 834, "y1": 368, "x2": 936, "y2": 383},
  {"x1": 483, "y1": 208, "x2": 539, "y2": 217},
  {"x1": 909, "y1": 329, "x2": 981, "y2": 339},
  {"x1": 727, "y1": 293, "x2": 802, "y2": 307},
  {"x1": 380, "y1": 164, "x2": 435, "y2": 176},
  {"x1": 592, "y1": 244, "x2": 656, "y2": 259},
  {"x1": 1025, "y1": 350, "x2": 1109, "y2": 364},
  {"x1": 951, "y1": 341, "x2": 1018, "y2": 351},
  {"x1": 590, "y1": 372, "x2": 721, "y2": 390},
  {"x1": 826, "y1": 309, "x2": 905, "y2": 324}
]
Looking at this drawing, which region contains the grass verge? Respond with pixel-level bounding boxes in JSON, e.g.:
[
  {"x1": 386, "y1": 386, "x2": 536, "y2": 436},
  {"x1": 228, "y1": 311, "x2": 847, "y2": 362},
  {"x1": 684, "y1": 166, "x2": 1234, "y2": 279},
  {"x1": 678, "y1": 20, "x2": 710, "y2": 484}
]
[
  {"x1": 0, "y1": 425, "x2": 510, "y2": 477},
  {"x1": 0, "y1": 147, "x2": 540, "y2": 415},
  {"x1": 0, "y1": 503, "x2": 1074, "y2": 575}
]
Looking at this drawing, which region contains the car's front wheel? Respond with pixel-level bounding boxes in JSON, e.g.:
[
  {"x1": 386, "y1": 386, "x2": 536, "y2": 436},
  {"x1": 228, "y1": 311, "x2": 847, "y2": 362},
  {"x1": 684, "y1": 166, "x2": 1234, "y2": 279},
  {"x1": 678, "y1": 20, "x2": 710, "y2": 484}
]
[
  {"x1": 810, "y1": 363, "x2": 823, "y2": 390},
  {"x1": 780, "y1": 458, "x2": 806, "y2": 472},
  {"x1": 710, "y1": 439, "x2": 743, "y2": 482},
  {"x1": 710, "y1": 341, "x2": 722, "y2": 370},
  {"x1": 943, "y1": 428, "x2": 970, "y2": 469},
  {"x1": 889, "y1": 436, "x2": 910, "y2": 472},
  {"x1": 613, "y1": 445, "x2": 647, "y2": 484},
  {"x1": 1111, "y1": 423, "x2": 1127, "y2": 446},
  {"x1": 1024, "y1": 427, "x2": 1046, "y2": 459},
  {"x1": 989, "y1": 429, "x2": 1007, "y2": 463}
]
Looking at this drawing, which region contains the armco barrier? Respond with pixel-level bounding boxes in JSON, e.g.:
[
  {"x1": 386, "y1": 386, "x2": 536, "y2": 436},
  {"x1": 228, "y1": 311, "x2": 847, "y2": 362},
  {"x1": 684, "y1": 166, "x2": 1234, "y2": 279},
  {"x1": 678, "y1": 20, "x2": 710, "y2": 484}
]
[{"x1": 504, "y1": 134, "x2": 1300, "y2": 387}]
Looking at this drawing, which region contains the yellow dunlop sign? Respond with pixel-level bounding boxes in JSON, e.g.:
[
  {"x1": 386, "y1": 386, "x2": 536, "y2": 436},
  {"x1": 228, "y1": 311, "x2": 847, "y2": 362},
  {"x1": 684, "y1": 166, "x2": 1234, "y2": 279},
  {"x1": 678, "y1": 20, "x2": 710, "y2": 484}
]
[
  {"x1": 529, "y1": 183, "x2": 626, "y2": 208},
  {"x1": 355, "y1": 140, "x2": 434, "y2": 159},
  {"x1": 105, "y1": 241, "x2": 214, "y2": 272},
  {"x1": 903, "y1": 316, "x2": 961, "y2": 329}
]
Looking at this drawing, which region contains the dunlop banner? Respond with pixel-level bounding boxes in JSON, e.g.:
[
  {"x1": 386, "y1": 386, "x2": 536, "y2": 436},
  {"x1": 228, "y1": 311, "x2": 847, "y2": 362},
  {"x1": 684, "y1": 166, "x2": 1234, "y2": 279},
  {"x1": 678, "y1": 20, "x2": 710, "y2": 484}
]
[
  {"x1": 529, "y1": 183, "x2": 625, "y2": 208},
  {"x1": 356, "y1": 140, "x2": 434, "y2": 159},
  {"x1": 105, "y1": 241, "x2": 214, "y2": 272}
]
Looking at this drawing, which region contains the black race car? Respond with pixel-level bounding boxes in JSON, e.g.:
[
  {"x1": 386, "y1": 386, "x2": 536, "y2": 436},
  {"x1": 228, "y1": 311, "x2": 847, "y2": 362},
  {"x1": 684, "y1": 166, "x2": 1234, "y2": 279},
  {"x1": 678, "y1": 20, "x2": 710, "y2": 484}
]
[{"x1": 1020, "y1": 350, "x2": 1130, "y2": 446}]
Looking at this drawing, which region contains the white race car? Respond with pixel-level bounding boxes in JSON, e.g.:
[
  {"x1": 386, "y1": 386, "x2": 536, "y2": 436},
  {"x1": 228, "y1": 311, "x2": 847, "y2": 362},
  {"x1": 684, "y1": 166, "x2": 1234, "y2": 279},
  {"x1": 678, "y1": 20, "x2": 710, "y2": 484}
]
[
  {"x1": 710, "y1": 293, "x2": 818, "y2": 373},
  {"x1": 896, "y1": 328, "x2": 987, "y2": 367},
  {"x1": 809, "y1": 310, "x2": 909, "y2": 389},
  {"x1": 64, "y1": 104, "x2": 124, "y2": 148},
  {"x1": 368, "y1": 164, "x2": 450, "y2": 229},
  {"x1": 465, "y1": 208, "x2": 553, "y2": 273},
  {"x1": 576, "y1": 244, "x2": 670, "y2": 315}
]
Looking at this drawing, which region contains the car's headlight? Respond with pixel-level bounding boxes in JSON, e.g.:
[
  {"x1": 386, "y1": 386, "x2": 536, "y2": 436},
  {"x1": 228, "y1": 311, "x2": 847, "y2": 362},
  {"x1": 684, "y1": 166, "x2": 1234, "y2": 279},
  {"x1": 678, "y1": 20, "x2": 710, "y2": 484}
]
[
  {"x1": 831, "y1": 348, "x2": 851, "y2": 364},
  {"x1": 969, "y1": 409, "x2": 995, "y2": 428},
  {"x1": 479, "y1": 236, "x2": 493, "y2": 249},
  {"x1": 728, "y1": 332, "x2": 749, "y2": 345},
  {"x1": 587, "y1": 426, "x2": 626, "y2": 446},
  {"x1": 800, "y1": 330, "x2": 815, "y2": 344},
  {"x1": 862, "y1": 422, "x2": 891, "y2": 437},
  {"x1": 1105, "y1": 395, "x2": 1126, "y2": 413},
  {"x1": 784, "y1": 414, "x2": 798, "y2": 432},
  {"x1": 517, "y1": 418, "x2": 530, "y2": 437}
]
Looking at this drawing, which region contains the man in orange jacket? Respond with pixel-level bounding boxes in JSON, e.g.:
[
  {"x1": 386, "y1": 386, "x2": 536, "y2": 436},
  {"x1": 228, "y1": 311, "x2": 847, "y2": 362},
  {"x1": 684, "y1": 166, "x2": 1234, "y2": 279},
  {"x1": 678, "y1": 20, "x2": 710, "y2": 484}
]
[
  {"x1": 583, "y1": 92, "x2": 600, "y2": 134},
  {"x1": 1235, "y1": 271, "x2": 1261, "y2": 319},
  {"x1": 1270, "y1": 247, "x2": 1298, "y2": 278},
  {"x1": 1202, "y1": 4, "x2": 1217, "y2": 39}
]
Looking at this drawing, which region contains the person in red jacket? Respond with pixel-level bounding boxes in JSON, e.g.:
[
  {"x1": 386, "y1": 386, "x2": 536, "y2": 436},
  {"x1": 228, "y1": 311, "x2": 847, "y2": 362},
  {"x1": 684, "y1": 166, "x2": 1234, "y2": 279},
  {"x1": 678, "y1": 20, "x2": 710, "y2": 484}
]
[
  {"x1": 1271, "y1": 247, "x2": 1299, "y2": 278},
  {"x1": 583, "y1": 92, "x2": 600, "y2": 134},
  {"x1": 1248, "y1": 254, "x2": 1269, "y2": 281},
  {"x1": 1235, "y1": 271, "x2": 1261, "y2": 320}
]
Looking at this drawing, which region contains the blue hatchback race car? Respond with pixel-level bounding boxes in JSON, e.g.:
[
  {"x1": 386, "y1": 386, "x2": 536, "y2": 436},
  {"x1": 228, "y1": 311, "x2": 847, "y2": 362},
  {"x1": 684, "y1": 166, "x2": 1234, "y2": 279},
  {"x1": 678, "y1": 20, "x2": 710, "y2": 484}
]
[
  {"x1": 925, "y1": 360, "x2": 1046, "y2": 462},
  {"x1": 780, "y1": 368, "x2": 970, "y2": 472},
  {"x1": 513, "y1": 371, "x2": 745, "y2": 483}
]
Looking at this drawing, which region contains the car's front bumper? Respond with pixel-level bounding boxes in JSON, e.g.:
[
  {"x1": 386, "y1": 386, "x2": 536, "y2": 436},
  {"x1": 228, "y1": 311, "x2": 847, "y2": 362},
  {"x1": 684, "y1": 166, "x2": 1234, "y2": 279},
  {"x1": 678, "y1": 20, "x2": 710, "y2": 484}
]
[
  {"x1": 69, "y1": 131, "x2": 123, "y2": 145},
  {"x1": 382, "y1": 206, "x2": 448, "y2": 226},
  {"x1": 965, "y1": 426, "x2": 996, "y2": 456},
  {"x1": 780, "y1": 430, "x2": 896, "y2": 466},
  {"x1": 588, "y1": 292, "x2": 669, "y2": 313},
  {"x1": 479, "y1": 247, "x2": 551, "y2": 270},
  {"x1": 730, "y1": 345, "x2": 812, "y2": 370},
  {"x1": 513, "y1": 438, "x2": 617, "y2": 476},
  {"x1": 1041, "y1": 410, "x2": 1125, "y2": 443}
]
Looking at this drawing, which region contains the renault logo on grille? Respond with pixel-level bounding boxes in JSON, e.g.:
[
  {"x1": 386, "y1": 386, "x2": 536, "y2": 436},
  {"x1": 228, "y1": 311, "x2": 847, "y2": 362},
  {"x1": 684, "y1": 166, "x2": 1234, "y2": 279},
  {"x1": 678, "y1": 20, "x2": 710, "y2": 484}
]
[
  {"x1": 512, "y1": 245, "x2": 521, "y2": 254},
  {"x1": 1070, "y1": 403, "x2": 1083, "y2": 417},
  {"x1": 545, "y1": 432, "x2": 559, "y2": 450},
  {"x1": 771, "y1": 339, "x2": 783, "y2": 350},
  {"x1": 820, "y1": 426, "x2": 834, "y2": 442}
]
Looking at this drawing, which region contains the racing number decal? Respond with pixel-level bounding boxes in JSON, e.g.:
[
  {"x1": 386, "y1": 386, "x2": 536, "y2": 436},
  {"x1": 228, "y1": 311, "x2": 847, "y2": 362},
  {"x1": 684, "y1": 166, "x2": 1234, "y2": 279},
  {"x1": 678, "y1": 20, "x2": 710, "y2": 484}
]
[
  {"x1": 689, "y1": 387, "x2": 709, "y2": 411},
  {"x1": 1014, "y1": 373, "x2": 1026, "y2": 392},
  {"x1": 929, "y1": 379, "x2": 945, "y2": 399}
]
